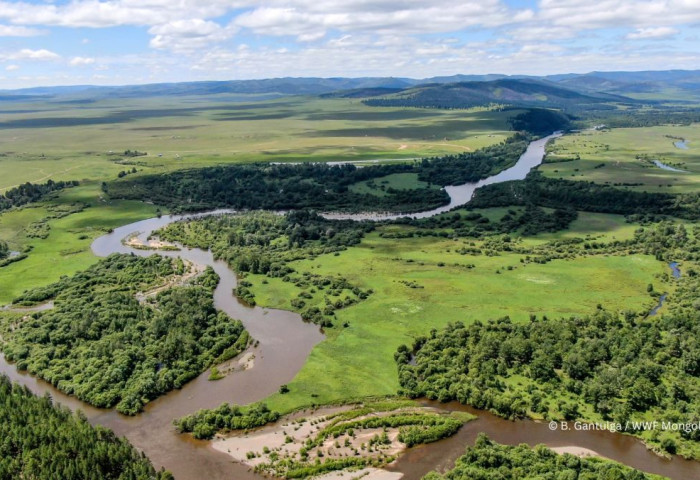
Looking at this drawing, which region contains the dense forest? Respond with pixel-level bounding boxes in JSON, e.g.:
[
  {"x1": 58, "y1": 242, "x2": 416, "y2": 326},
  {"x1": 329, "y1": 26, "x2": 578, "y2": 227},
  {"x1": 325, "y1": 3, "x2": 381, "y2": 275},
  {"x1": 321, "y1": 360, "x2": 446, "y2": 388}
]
[
  {"x1": 156, "y1": 211, "x2": 374, "y2": 326},
  {"x1": 469, "y1": 171, "x2": 700, "y2": 220},
  {"x1": 415, "y1": 133, "x2": 531, "y2": 186},
  {"x1": 107, "y1": 161, "x2": 447, "y2": 213},
  {"x1": 0, "y1": 375, "x2": 172, "y2": 480},
  {"x1": 397, "y1": 308, "x2": 700, "y2": 458},
  {"x1": 423, "y1": 434, "x2": 663, "y2": 480},
  {"x1": 107, "y1": 135, "x2": 543, "y2": 213},
  {"x1": 508, "y1": 108, "x2": 571, "y2": 135},
  {"x1": 0, "y1": 179, "x2": 79, "y2": 212},
  {"x1": 3, "y1": 254, "x2": 249, "y2": 414}
]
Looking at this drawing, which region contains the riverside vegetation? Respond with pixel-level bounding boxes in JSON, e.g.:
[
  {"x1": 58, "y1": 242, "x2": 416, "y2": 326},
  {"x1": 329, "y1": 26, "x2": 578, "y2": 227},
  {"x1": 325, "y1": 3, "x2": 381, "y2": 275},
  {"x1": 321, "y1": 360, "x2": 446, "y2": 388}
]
[
  {"x1": 0, "y1": 86, "x2": 699, "y2": 479},
  {"x1": 2, "y1": 254, "x2": 250, "y2": 414},
  {"x1": 0, "y1": 374, "x2": 173, "y2": 480},
  {"x1": 423, "y1": 434, "x2": 664, "y2": 480}
]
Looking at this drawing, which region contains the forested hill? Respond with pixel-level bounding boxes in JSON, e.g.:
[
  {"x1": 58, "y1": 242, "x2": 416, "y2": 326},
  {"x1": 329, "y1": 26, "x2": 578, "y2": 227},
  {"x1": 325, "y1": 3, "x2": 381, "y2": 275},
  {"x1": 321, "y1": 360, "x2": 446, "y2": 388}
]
[
  {"x1": 0, "y1": 375, "x2": 172, "y2": 479},
  {"x1": 362, "y1": 79, "x2": 632, "y2": 111}
]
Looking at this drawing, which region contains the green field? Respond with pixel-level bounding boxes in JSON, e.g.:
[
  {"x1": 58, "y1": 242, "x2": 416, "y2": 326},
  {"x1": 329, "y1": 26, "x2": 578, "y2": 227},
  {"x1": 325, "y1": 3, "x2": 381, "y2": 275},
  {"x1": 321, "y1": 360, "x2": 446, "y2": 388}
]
[
  {"x1": 540, "y1": 125, "x2": 700, "y2": 193},
  {"x1": 245, "y1": 225, "x2": 668, "y2": 413},
  {"x1": 1, "y1": 96, "x2": 698, "y2": 462},
  {"x1": 0, "y1": 96, "x2": 515, "y2": 192},
  {"x1": 348, "y1": 172, "x2": 438, "y2": 196},
  {"x1": 0, "y1": 183, "x2": 158, "y2": 304}
]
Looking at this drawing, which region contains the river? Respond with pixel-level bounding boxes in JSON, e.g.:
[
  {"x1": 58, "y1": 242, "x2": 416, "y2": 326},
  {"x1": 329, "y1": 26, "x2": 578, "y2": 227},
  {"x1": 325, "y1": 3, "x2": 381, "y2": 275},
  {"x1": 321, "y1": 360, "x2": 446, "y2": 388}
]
[
  {"x1": 1, "y1": 131, "x2": 698, "y2": 479},
  {"x1": 322, "y1": 132, "x2": 562, "y2": 221}
]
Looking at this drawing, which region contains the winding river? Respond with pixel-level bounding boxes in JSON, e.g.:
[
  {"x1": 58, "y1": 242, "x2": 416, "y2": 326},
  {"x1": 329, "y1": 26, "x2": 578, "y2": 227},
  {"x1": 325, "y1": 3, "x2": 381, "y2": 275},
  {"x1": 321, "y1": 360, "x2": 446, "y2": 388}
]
[{"x1": 2, "y1": 132, "x2": 699, "y2": 479}]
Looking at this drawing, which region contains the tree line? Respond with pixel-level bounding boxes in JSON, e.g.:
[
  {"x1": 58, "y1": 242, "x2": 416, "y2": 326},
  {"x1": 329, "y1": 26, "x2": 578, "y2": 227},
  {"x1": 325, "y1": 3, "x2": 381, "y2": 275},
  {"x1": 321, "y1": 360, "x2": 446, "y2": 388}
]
[
  {"x1": 106, "y1": 135, "x2": 541, "y2": 214},
  {"x1": 397, "y1": 308, "x2": 700, "y2": 458},
  {"x1": 423, "y1": 434, "x2": 662, "y2": 480},
  {"x1": 4, "y1": 254, "x2": 250, "y2": 415},
  {"x1": 0, "y1": 375, "x2": 172, "y2": 480},
  {"x1": 469, "y1": 171, "x2": 700, "y2": 220},
  {"x1": 0, "y1": 179, "x2": 79, "y2": 212}
]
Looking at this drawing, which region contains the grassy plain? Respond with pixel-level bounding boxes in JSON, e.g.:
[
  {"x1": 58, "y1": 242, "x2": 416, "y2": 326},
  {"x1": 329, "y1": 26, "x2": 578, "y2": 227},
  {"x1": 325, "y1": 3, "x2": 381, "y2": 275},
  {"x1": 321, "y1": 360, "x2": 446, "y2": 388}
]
[
  {"x1": 0, "y1": 95, "x2": 693, "y2": 425},
  {"x1": 0, "y1": 95, "x2": 514, "y2": 301},
  {"x1": 0, "y1": 96, "x2": 515, "y2": 192},
  {"x1": 0, "y1": 183, "x2": 158, "y2": 304},
  {"x1": 247, "y1": 223, "x2": 668, "y2": 413},
  {"x1": 540, "y1": 125, "x2": 700, "y2": 193}
]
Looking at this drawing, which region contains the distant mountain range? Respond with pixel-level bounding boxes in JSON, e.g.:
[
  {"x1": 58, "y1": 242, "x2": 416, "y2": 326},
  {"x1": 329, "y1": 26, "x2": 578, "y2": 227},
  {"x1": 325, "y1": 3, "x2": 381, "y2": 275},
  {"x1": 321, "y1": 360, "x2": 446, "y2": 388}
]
[{"x1": 1, "y1": 70, "x2": 698, "y2": 105}]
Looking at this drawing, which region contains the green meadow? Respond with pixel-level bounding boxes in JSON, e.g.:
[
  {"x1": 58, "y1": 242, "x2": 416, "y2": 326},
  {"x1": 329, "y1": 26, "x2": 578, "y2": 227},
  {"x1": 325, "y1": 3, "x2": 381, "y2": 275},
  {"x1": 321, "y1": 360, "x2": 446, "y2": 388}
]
[
  {"x1": 246, "y1": 224, "x2": 668, "y2": 413},
  {"x1": 348, "y1": 172, "x2": 438, "y2": 196},
  {"x1": 0, "y1": 96, "x2": 514, "y2": 192},
  {"x1": 0, "y1": 183, "x2": 158, "y2": 304},
  {"x1": 0, "y1": 95, "x2": 695, "y2": 427},
  {"x1": 540, "y1": 125, "x2": 700, "y2": 193}
]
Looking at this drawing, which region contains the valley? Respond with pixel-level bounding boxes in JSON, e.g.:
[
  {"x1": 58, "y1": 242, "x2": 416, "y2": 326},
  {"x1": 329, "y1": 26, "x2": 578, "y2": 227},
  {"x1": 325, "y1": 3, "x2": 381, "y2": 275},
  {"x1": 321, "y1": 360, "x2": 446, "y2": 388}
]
[{"x1": 1, "y1": 73, "x2": 700, "y2": 480}]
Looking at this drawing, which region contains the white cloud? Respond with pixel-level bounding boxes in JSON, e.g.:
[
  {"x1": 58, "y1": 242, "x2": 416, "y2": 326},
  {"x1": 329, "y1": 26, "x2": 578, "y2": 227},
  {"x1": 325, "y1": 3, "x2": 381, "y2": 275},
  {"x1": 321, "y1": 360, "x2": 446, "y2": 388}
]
[
  {"x1": 149, "y1": 19, "x2": 236, "y2": 51},
  {"x1": 627, "y1": 26, "x2": 679, "y2": 39},
  {"x1": 0, "y1": 24, "x2": 44, "y2": 36},
  {"x1": 234, "y1": 2, "x2": 532, "y2": 37},
  {"x1": 3, "y1": 48, "x2": 60, "y2": 60},
  {"x1": 0, "y1": 0, "x2": 249, "y2": 28},
  {"x1": 69, "y1": 56, "x2": 96, "y2": 66},
  {"x1": 5, "y1": 64, "x2": 19, "y2": 71},
  {"x1": 538, "y1": 0, "x2": 700, "y2": 29}
]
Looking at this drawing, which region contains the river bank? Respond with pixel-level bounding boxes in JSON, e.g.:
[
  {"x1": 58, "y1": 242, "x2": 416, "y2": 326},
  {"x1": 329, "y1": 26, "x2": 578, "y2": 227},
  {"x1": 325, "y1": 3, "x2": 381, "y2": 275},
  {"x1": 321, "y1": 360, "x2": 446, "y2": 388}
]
[{"x1": 1, "y1": 131, "x2": 697, "y2": 479}]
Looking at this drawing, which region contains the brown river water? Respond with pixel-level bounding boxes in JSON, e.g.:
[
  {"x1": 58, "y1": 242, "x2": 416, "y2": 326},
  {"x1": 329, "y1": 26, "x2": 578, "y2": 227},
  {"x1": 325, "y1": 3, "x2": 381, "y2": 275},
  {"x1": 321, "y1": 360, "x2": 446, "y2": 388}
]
[{"x1": 2, "y1": 132, "x2": 699, "y2": 479}]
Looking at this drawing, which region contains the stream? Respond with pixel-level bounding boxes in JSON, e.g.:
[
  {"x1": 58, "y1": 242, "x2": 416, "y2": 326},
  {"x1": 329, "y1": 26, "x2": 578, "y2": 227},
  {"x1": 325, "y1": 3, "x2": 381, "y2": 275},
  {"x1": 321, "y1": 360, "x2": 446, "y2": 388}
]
[{"x1": 1, "y1": 132, "x2": 698, "y2": 479}]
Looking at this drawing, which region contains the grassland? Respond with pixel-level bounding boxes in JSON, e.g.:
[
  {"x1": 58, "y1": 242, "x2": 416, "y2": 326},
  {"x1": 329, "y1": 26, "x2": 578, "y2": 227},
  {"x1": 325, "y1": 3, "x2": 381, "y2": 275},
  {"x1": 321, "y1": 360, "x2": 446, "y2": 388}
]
[
  {"x1": 0, "y1": 95, "x2": 693, "y2": 426},
  {"x1": 0, "y1": 182, "x2": 158, "y2": 304},
  {"x1": 0, "y1": 96, "x2": 515, "y2": 192},
  {"x1": 0, "y1": 95, "x2": 515, "y2": 301},
  {"x1": 540, "y1": 125, "x2": 700, "y2": 193},
  {"x1": 242, "y1": 221, "x2": 668, "y2": 413},
  {"x1": 348, "y1": 172, "x2": 438, "y2": 196}
]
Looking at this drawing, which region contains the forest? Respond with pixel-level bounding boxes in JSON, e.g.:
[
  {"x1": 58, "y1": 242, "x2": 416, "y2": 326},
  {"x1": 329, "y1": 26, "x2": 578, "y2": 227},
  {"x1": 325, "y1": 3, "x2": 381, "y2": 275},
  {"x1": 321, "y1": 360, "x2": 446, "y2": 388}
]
[
  {"x1": 106, "y1": 161, "x2": 447, "y2": 213},
  {"x1": 107, "y1": 134, "x2": 539, "y2": 213},
  {"x1": 0, "y1": 240, "x2": 8, "y2": 259},
  {"x1": 0, "y1": 179, "x2": 79, "y2": 212},
  {"x1": 0, "y1": 375, "x2": 172, "y2": 480},
  {"x1": 423, "y1": 434, "x2": 662, "y2": 480},
  {"x1": 397, "y1": 308, "x2": 700, "y2": 458},
  {"x1": 156, "y1": 211, "x2": 374, "y2": 326},
  {"x1": 2, "y1": 254, "x2": 250, "y2": 414},
  {"x1": 469, "y1": 171, "x2": 700, "y2": 220}
]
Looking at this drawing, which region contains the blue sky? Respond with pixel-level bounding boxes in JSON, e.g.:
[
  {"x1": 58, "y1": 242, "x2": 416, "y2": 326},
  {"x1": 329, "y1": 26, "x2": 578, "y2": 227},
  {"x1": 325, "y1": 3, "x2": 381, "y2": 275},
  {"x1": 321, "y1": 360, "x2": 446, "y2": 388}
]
[{"x1": 0, "y1": 0, "x2": 698, "y2": 88}]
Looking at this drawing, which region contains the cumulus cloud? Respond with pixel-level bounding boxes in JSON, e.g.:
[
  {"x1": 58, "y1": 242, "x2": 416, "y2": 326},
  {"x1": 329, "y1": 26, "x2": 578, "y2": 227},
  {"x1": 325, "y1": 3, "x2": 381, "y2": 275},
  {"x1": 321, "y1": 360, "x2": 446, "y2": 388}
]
[
  {"x1": 5, "y1": 64, "x2": 19, "y2": 71},
  {"x1": 3, "y1": 49, "x2": 60, "y2": 61},
  {"x1": 0, "y1": 24, "x2": 44, "y2": 36},
  {"x1": 149, "y1": 19, "x2": 236, "y2": 51},
  {"x1": 69, "y1": 56, "x2": 96, "y2": 66},
  {"x1": 0, "y1": 0, "x2": 247, "y2": 28},
  {"x1": 627, "y1": 26, "x2": 679, "y2": 39},
  {"x1": 538, "y1": 0, "x2": 700, "y2": 29},
  {"x1": 234, "y1": 1, "x2": 532, "y2": 37}
]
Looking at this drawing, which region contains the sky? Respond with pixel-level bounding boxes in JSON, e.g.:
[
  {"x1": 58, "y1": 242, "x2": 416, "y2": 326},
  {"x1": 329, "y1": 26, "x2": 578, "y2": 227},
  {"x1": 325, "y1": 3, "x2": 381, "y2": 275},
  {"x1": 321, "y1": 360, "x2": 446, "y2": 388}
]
[{"x1": 0, "y1": 0, "x2": 698, "y2": 89}]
